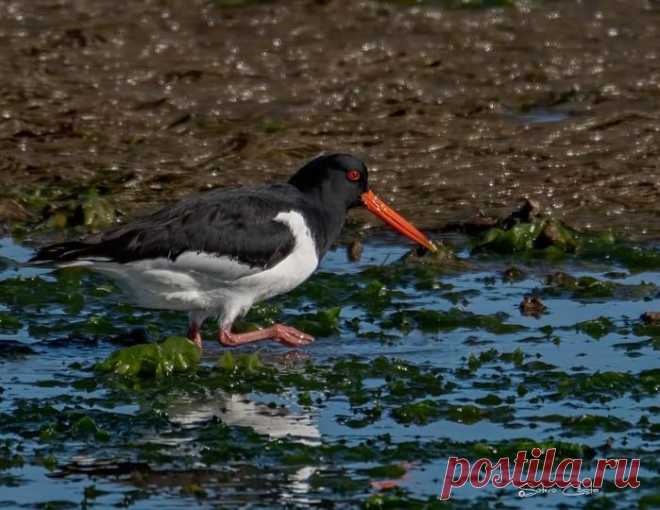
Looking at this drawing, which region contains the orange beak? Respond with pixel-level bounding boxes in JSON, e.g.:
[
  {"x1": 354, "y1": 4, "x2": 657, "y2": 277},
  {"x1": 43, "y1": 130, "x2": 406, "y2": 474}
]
[{"x1": 361, "y1": 191, "x2": 437, "y2": 252}]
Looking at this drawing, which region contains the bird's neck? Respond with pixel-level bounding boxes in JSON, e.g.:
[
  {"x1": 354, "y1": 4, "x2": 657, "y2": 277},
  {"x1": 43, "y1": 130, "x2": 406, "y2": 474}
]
[{"x1": 302, "y1": 186, "x2": 348, "y2": 256}]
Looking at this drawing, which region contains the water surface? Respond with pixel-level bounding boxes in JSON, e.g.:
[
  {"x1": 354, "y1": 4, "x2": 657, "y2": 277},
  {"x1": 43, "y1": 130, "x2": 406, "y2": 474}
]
[{"x1": 0, "y1": 236, "x2": 658, "y2": 508}]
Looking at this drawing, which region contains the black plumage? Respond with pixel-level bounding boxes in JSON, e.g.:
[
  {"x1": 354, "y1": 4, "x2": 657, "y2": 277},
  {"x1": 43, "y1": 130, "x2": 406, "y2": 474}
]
[
  {"x1": 32, "y1": 185, "x2": 326, "y2": 269},
  {"x1": 31, "y1": 154, "x2": 368, "y2": 269}
]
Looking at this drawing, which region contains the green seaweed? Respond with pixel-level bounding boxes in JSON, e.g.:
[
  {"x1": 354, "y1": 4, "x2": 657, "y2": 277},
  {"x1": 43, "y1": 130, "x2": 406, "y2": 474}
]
[
  {"x1": 464, "y1": 348, "x2": 499, "y2": 373},
  {"x1": 639, "y1": 494, "x2": 660, "y2": 510},
  {"x1": 579, "y1": 236, "x2": 660, "y2": 272},
  {"x1": 350, "y1": 280, "x2": 405, "y2": 316},
  {"x1": 522, "y1": 368, "x2": 659, "y2": 402},
  {"x1": 0, "y1": 275, "x2": 85, "y2": 310},
  {"x1": 0, "y1": 312, "x2": 21, "y2": 332},
  {"x1": 383, "y1": 308, "x2": 525, "y2": 334},
  {"x1": 0, "y1": 340, "x2": 35, "y2": 358},
  {"x1": 633, "y1": 320, "x2": 660, "y2": 340},
  {"x1": 544, "y1": 272, "x2": 657, "y2": 301},
  {"x1": 470, "y1": 200, "x2": 581, "y2": 256},
  {"x1": 12, "y1": 186, "x2": 118, "y2": 232},
  {"x1": 575, "y1": 317, "x2": 616, "y2": 339},
  {"x1": 559, "y1": 414, "x2": 632, "y2": 435},
  {"x1": 72, "y1": 416, "x2": 110, "y2": 441},
  {"x1": 362, "y1": 464, "x2": 407, "y2": 479},
  {"x1": 545, "y1": 272, "x2": 616, "y2": 298},
  {"x1": 446, "y1": 404, "x2": 486, "y2": 424},
  {"x1": 309, "y1": 472, "x2": 368, "y2": 493},
  {"x1": 95, "y1": 336, "x2": 200, "y2": 378},
  {"x1": 80, "y1": 193, "x2": 116, "y2": 230},
  {"x1": 471, "y1": 206, "x2": 660, "y2": 272},
  {"x1": 0, "y1": 442, "x2": 24, "y2": 471},
  {"x1": 391, "y1": 400, "x2": 441, "y2": 425},
  {"x1": 475, "y1": 394, "x2": 503, "y2": 406},
  {"x1": 469, "y1": 438, "x2": 595, "y2": 460},
  {"x1": 474, "y1": 221, "x2": 551, "y2": 254},
  {"x1": 293, "y1": 307, "x2": 341, "y2": 337},
  {"x1": 639, "y1": 369, "x2": 660, "y2": 394},
  {"x1": 217, "y1": 351, "x2": 263, "y2": 372}
]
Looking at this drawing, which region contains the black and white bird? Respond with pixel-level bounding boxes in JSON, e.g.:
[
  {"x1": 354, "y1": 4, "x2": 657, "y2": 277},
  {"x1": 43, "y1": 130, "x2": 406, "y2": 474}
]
[{"x1": 31, "y1": 154, "x2": 436, "y2": 349}]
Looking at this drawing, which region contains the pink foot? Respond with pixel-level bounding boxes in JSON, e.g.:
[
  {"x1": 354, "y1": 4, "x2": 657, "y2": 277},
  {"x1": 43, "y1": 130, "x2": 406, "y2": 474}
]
[
  {"x1": 187, "y1": 323, "x2": 203, "y2": 349},
  {"x1": 269, "y1": 324, "x2": 315, "y2": 347},
  {"x1": 219, "y1": 323, "x2": 314, "y2": 348}
]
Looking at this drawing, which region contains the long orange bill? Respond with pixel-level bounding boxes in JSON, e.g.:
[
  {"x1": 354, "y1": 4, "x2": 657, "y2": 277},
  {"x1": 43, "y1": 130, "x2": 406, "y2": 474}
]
[{"x1": 361, "y1": 191, "x2": 437, "y2": 252}]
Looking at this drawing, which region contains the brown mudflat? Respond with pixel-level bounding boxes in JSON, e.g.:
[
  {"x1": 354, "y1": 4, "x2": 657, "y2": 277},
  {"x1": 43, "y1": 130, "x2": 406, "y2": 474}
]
[{"x1": 0, "y1": 0, "x2": 658, "y2": 238}]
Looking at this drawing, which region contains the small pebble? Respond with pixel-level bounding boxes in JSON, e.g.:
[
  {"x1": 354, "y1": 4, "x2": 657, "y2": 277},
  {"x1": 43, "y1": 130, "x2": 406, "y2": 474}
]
[
  {"x1": 519, "y1": 295, "x2": 547, "y2": 317},
  {"x1": 640, "y1": 311, "x2": 660, "y2": 324}
]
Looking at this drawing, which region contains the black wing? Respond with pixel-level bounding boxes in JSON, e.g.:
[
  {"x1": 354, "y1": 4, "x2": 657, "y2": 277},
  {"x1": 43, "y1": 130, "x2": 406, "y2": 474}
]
[{"x1": 30, "y1": 185, "x2": 310, "y2": 270}]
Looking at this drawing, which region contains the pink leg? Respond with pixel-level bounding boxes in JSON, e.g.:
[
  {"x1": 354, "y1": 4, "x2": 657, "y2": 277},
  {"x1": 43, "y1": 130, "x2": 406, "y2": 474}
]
[
  {"x1": 219, "y1": 323, "x2": 314, "y2": 348},
  {"x1": 187, "y1": 322, "x2": 203, "y2": 349},
  {"x1": 187, "y1": 312, "x2": 208, "y2": 349}
]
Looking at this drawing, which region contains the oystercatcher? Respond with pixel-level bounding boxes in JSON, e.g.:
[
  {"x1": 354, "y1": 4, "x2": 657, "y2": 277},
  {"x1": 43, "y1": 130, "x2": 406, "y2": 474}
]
[{"x1": 31, "y1": 154, "x2": 436, "y2": 349}]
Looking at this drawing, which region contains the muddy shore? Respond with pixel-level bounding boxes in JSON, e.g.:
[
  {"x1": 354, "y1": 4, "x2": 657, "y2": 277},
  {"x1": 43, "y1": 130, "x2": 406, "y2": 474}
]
[{"x1": 0, "y1": 0, "x2": 659, "y2": 239}]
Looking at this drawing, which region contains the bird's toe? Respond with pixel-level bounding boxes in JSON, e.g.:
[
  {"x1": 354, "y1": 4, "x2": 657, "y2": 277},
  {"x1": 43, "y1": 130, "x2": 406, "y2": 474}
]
[{"x1": 274, "y1": 325, "x2": 314, "y2": 347}]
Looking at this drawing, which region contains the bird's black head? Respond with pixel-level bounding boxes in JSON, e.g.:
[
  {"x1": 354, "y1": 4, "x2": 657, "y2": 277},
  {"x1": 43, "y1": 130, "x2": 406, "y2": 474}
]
[
  {"x1": 289, "y1": 153, "x2": 437, "y2": 254},
  {"x1": 289, "y1": 153, "x2": 368, "y2": 210}
]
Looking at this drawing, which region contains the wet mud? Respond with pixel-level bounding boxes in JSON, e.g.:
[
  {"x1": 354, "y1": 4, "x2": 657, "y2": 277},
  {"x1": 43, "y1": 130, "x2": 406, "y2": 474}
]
[{"x1": 0, "y1": 0, "x2": 659, "y2": 240}]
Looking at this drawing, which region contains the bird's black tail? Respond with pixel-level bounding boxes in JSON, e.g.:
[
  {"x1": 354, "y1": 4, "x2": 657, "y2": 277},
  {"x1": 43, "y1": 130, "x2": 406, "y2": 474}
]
[{"x1": 29, "y1": 241, "x2": 101, "y2": 265}]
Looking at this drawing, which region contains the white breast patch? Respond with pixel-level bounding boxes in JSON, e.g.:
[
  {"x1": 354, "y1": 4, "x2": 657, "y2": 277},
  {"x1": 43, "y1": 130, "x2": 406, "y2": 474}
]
[{"x1": 237, "y1": 210, "x2": 320, "y2": 303}]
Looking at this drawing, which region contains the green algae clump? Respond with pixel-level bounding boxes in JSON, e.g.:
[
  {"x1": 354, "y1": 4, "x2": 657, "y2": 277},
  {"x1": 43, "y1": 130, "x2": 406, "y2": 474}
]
[
  {"x1": 217, "y1": 351, "x2": 263, "y2": 372},
  {"x1": 0, "y1": 312, "x2": 21, "y2": 333},
  {"x1": 391, "y1": 400, "x2": 441, "y2": 425},
  {"x1": 575, "y1": 317, "x2": 615, "y2": 339},
  {"x1": 293, "y1": 306, "x2": 341, "y2": 337},
  {"x1": 473, "y1": 200, "x2": 579, "y2": 254},
  {"x1": 384, "y1": 308, "x2": 525, "y2": 335},
  {"x1": 471, "y1": 200, "x2": 660, "y2": 272},
  {"x1": 545, "y1": 272, "x2": 616, "y2": 299},
  {"x1": 96, "y1": 336, "x2": 200, "y2": 378}
]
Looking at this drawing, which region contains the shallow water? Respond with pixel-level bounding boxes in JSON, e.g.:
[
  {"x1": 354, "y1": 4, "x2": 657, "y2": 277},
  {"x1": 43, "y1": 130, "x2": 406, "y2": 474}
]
[{"x1": 0, "y1": 235, "x2": 658, "y2": 509}]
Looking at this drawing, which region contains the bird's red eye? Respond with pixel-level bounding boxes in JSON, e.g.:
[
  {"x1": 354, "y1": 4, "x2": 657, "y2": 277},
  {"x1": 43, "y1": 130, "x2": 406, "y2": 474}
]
[{"x1": 346, "y1": 169, "x2": 361, "y2": 182}]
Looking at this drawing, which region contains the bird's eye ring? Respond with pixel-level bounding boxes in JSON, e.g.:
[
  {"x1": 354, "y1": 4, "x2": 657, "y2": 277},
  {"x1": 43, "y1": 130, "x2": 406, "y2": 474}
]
[{"x1": 346, "y1": 169, "x2": 361, "y2": 182}]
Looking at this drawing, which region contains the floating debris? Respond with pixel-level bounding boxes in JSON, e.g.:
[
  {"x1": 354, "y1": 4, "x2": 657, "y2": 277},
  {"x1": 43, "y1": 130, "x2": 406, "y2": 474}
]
[
  {"x1": 641, "y1": 311, "x2": 660, "y2": 324},
  {"x1": 502, "y1": 266, "x2": 526, "y2": 282},
  {"x1": 519, "y1": 295, "x2": 547, "y2": 317},
  {"x1": 400, "y1": 240, "x2": 468, "y2": 271},
  {"x1": 346, "y1": 239, "x2": 363, "y2": 263}
]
